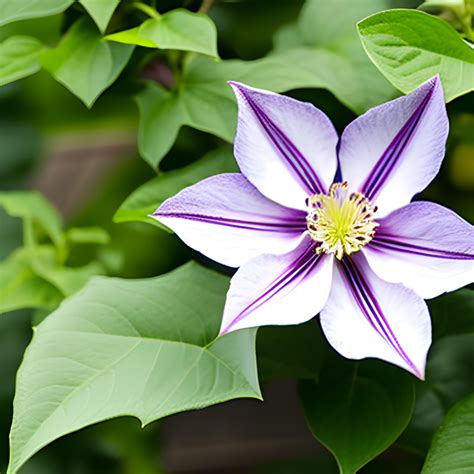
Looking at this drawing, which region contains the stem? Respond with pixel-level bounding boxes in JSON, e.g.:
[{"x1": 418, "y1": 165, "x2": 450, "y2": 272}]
[
  {"x1": 131, "y1": 2, "x2": 161, "y2": 19},
  {"x1": 23, "y1": 217, "x2": 35, "y2": 251},
  {"x1": 198, "y1": 0, "x2": 214, "y2": 14}
]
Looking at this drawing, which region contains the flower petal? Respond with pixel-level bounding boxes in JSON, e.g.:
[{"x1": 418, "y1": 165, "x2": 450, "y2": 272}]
[
  {"x1": 339, "y1": 76, "x2": 448, "y2": 216},
  {"x1": 220, "y1": 236, "x2": 333, "y2": 334},
  {"x1": 152, "y1": 173, "x2": 306, "y2": 268},
  {"x1": 320, "y1": 253, "x2": 431, "y2": 379},
  {"x1": 364, "y1": 201, "x2": 474, "y2": 299},
  {"x1": 229, "y1": 82, "x2": 338, "y2": 210}
]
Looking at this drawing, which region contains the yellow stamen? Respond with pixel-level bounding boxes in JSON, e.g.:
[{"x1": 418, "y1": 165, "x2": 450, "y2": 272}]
[{"x1": 306, "y1": 182, "x2": 378, "y2": 260}]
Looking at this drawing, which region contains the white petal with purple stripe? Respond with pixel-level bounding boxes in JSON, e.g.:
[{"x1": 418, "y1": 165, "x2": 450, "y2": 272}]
[
  {"x1": 220, "y1": 236, "x2": 333, "y2": 333},
  {"x1": 230, "y1": 82, "x2": 338, "y2": 210},
  {"x1": 339, "y1": 76, "x2": 448, "y2": 217},
  {"x1": 364, "y1": 201, "x2": 474, "y2": 299},
  {"x1": 320, "y1": 253, "x2": 431, "y2": 379},
  {"x1": 152, "y1": 173, "x2": 306, "y2": 267}
]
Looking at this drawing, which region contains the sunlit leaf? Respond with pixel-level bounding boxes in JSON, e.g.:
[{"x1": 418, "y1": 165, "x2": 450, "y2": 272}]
[
  {"x1": 422, "y1": 393, "x2": 474, "y2": 473},
  {"x1": 79, "y1": 0, "x2": 120, "y2": 33},
  {"x1": 300, "y1": 361, "x2": 415, "y2": 474},
  {"x1": 41, "y1": 18, "x2": 134, "y2": 107},
  {"x1": 8, "y1": 262, "x2": 260, "y2": 474},
  {"x1": 114, "y1": 146, "x2": 237, "y2": 227},
  {"x1": 106, "y1": 9, "x2": 218, "y2": 58},
  {"x1": 0, "y1": 36, "x2": 43, "y2": 87},
  {"x1": 0, "y1": 0, "x2": 74, "y2": 27},
  {"x1": 358, "y1": 9, "x2": 474, "y2": 101}
]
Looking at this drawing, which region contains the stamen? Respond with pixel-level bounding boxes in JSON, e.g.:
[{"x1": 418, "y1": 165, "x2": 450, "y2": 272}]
[{"x1": 306, "y1": 182, "x2": 378, "y2": 259}]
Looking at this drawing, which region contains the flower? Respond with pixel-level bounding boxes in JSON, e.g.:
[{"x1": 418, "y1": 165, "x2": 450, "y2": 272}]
[{"x1": 152, "y1": 76, "x2": 474, "y2": 379}]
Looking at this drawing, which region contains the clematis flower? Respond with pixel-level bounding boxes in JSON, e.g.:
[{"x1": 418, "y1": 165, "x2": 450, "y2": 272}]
[{"x1": 152, "y1": 76, "x2": 474, "y2": 379}]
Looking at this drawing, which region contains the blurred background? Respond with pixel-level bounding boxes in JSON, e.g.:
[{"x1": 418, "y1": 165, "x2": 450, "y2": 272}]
[{"x1": 1, "y1": 0, "x2": 473, "y2": 473}]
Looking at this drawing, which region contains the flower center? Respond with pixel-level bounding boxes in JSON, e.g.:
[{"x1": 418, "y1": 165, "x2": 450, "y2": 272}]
[{"x1": 306, "y1": 182, "x2": 378, "y2": 260}]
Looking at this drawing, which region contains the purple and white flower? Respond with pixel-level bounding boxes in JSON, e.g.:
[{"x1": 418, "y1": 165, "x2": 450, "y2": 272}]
[{"x1": 152, "y1": 76, "x2": 474, "y2": 379}]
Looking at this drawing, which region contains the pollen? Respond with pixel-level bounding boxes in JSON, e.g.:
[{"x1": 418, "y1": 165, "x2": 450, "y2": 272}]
[{"x1": 306, "y1": 182, "x2": 378, "y2": 260}]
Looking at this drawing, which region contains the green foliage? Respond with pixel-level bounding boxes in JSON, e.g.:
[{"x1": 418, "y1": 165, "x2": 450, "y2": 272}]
[
  {"x1": 41, "y1": 18, "x2": 134, "y2": 107},
  {"x1": 300, "y1": 362, "x2": 415, "y2": 474},
  {"x1": 7, "y1": 262, "x2": 260, "y2": 474},
  {"x1": 114, "y1": 146, "x2": 237, "y2": 227},
  {"x1": 422, "y1": 393, "x2": 474, "y2": 473},
  {"x1": 79, "y1": 0, "x2": 120, "y2": 33},
  {"x1": 273, "y1": 0, "x2": 397, "y2": 112},
  {"x1": 0, "y1": 36, "x2": 43, "y2": 87},
  {"x1": 106, "y1": 9, "x2": 219, "y2": 58},
  {"x1": 358, "y1": 9, "x2": 474, "y2": 101},
  {"x1": 0, "y1": 0, "x2": 74, "y2": 26}
]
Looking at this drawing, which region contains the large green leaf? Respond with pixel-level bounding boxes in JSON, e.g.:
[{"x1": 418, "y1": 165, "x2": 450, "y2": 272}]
[
  {"x1": 79, "y1": 0, "x2": 120, "y2": 33},
  {"x1": 136, "y1": 50, "x2": 381, "y2": 167},
  {"x1": 300, "y1": 361, "x2": 415, "y2": 474},
  {"x1": 41, "y1": 18, "x2": 134, "y2": 107},
  {"x1": 0, "y1": 247, "x2": 63, "y2": 314},
  {"x1": 358, "y1": 9, "x2": 474, "y2": 101},
  {"x1": 0, "y1": 191, "x2": 65, "y2": 257},
  {"x1": 114, "y1": 146, "x2": 237, "y2": 227},
  {"x1": 422, "y1": 393, "x2": 474, "y2": 473},
  {"x1": 0, "y1": 36, "x2": 43, "y2": 87},
  {"x1": 106, "y1": 9, "x2": 218, "y2": 58},
  {"x1": 272, "y1": 0, "x2": 397, "y2": 110},
  {"x1": 0, "y1": 0, "x2": 74, "y2": 27},
  {"x1": 7, "y1": 262, "x2": 260, "y2": 474}
]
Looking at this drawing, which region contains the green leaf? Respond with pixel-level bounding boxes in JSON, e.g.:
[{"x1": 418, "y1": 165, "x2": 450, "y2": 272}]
[
  {"x1": 430, "y1": 289, "x2": 474, "y2": 339},
  {"x1": 0, "y1": 247, "x2": 63, "y2": 314},
  {"x1": 41, "y1": 18, "x2": 134, "y2": 107},
  {"x1": 422, "y1": 393, "x2": 474, "y2": 473},
  {"x1": 272, "y1": 0, "x2": 397, "y2": 112},
  {"x1": 66, "y1": 226, "x2": 110, "y2": 245},
  {"x1": 300, "y1": 362, "x2": 415, "y2": 474},
  {"x1": 0, "y1": 191, "x2": 65, "y2": 257},
  {"x1": 106, "y1": 9, "x2": 218, "y2": 58},
  {"x1": 0, "y1": 0, "x2": 74, "y2": 27},
  {"x1": 114, "y1": 146, "x2": 237, "y2": 227},
  {"x1": 358, "y1": 9, "x2": 474, "y2": 101},
  {"x1": 257, "y1": 321, "x2": 325, "y2": 382},
  {"x1": 79, "y1": 0, "x2": 120, "y2": 33},
  {"x1": 0, "y1": 36, "x2": 43, "y2": 87},
  {"x1": 7, "y1": 262, "x2": 260, "y2": 474}
]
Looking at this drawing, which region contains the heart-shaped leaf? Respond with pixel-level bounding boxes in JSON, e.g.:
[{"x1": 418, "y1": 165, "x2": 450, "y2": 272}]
[
  {"x1": 300, "y1": 361, "x2": 415, "y2": 474},
  {"x1": 358, "y1": 9, "x2": 474, "y2": 101},
  {"x1": 106, "y1": 9, "x2": 218, "y2": 58},
  {"x1": 41, "y1": 18, "x2": 134, "y2": 107},
  {"x1": 7, "y1": 262, "x2": 260, "y2": 474}
]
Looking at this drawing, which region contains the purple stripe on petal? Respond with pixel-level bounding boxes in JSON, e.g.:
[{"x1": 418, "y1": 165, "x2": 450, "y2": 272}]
[
  {"x1": 371, "y1": 236, "x2": 474, "y2": 261},
  {"x1": 340, "y1": 258, "x2": 421, "y2": 377},
  {"x1": 361, "y1": 85, "x2": 434, "y2": 201},
  {"x1": 233, "y1": 84, "x2": 326, "y2": 195},
  {"x1": 221, "y1": 244, "x2": 321, "y2": 334}
]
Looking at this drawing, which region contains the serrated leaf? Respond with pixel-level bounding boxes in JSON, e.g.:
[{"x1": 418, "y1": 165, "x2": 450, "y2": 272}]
[
  {"x1": 41, "y1": 18, "x2": 134, "y2": 107},
  {"x1": 300, "y1": 361, "x2": 415, "y2": 474},
  {"x1": 106, "y1": 9, "x2": 218, "y2": 58},
  {"x1": 0, "y1": 36, "x2": 43, "y2": 87},
  {"x1": 358, "y1": 9, "x2": 474, "y2": 101},
  {"x1": 79, "y1": 0, "x2": 120, "y2": 33},
  {"x1": 0, "y1": 247, "x2": 63, "y2": 314},
  {"x1": 114, "y1": 146, "x2": 237, "y2": 227},
  {"x1": 0, "y1": 0, "x2": 74, "y2": 27},
  {"x1": 0, "y1": 191, "x2": 65, "y2": 256},
  {"x1": 7, "y1": 262, "x2": 260, "y2": 474},
  {"x1": 422, "y1": 393, "x2": 474, "y2": 473}
]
